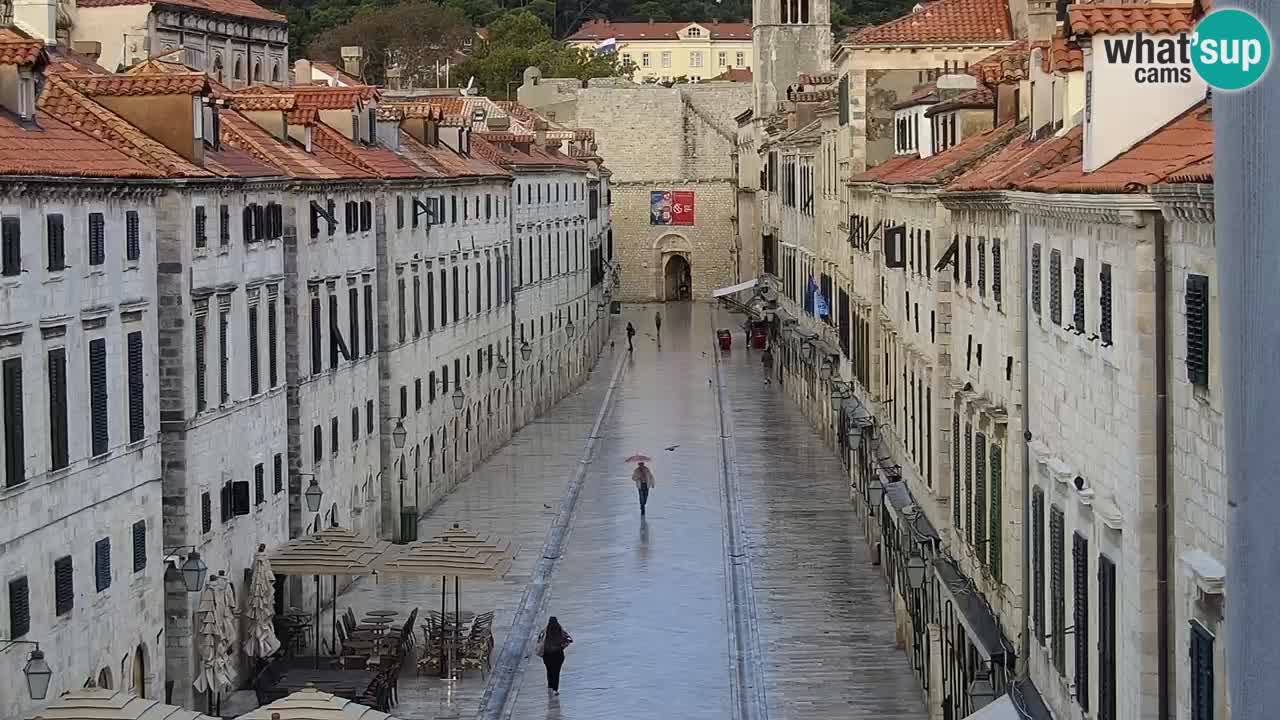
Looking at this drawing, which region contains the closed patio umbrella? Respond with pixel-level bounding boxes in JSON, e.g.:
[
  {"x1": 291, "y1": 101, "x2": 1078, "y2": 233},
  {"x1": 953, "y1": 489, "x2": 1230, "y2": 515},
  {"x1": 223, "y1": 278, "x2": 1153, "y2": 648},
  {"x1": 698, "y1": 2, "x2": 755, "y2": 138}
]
[
  {"x1": 243, "y1": 545, "x2": 281, "y2": 660},
  {"x1": 235, "y1": 687, "x2": 399, "y2": 720},
  {"x1": 193, "y1": 575, "x2": 234, "y2": 713},
  {"x1": 34, "y1": 688, "x2": 218, "y2": 720}
]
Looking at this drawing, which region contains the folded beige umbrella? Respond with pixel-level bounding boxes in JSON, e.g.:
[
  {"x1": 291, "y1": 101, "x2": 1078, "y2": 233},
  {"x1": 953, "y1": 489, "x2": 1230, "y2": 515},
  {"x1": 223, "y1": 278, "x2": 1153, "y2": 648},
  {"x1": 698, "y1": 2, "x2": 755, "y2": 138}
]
[
  {"x1": 235, "y1": 687, "x2": 398, "y2": 720},
  {"x1": 35, "y1": 688, "x2": 217, "y2": 720}
]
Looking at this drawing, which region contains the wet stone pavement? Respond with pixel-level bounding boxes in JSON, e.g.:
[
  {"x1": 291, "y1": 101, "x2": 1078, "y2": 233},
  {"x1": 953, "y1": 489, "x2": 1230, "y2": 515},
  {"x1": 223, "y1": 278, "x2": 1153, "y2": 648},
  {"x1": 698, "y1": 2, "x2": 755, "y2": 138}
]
[{"x1": 327, "y1": 303, "x2": 926, "y2": 720}]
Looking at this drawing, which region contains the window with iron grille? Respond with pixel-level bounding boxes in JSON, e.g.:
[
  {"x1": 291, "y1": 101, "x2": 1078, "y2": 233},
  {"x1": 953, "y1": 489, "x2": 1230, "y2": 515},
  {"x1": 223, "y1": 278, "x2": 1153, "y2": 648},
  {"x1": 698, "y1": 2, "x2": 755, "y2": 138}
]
[
  {"x1": 965, "y1": 422, "x2": 973, "y2": 542},
  {"x1": 974, "y1": 432, "x2": 987, "y2": 556},
  {"x1": 1072, "y1": 257, "x2": 1086, "y2": 331},
  {"x1": 992, "y1": 240, "x2": 1002, "y2": 305},
  {"x1": 94, "y1": 537, "x2": 111, "y2": 592},
  {"x1": 132, "y1": 520, "x2": 146, "y2": 572},
  {"x1": 1073, "y1": 531, "x2": 1090, "y2": 709},
  {"x1": 201, "y1": 491, "x2": 211, "y2": 533},
  {"x1": 254, "y1": 462, "x2": 264, "y2": 505},
  {"x1": 330, "y1": 416, "x2": 338, "y2": 456},
  {"x1": 2, "y1": 357, "x2": 23, "y2": 487},
  {"x1": 988, "y1": 445, "x2": 1002, "y2": 579},
  {"x1": 88, "y1": 212, "x2": 105, "y2": 266},
  {"x1": 220, "y1": 205, "x2": 231, "y2": 246},
  {"x1": 312, "y1": 424, "x2": 322, "y2": 464},
  {"x1": 1186, "y1": 274, "x2": 1210, "y2": 386},
  {"x1": 47, "y1": 213, "x2": 65, "y2": 270},
  {"x1": 1050, "y1": 505, "x2": 1066, "y2": 674},
  {"x1": 127, "y1": 331, "x2": 144, "y2": 443},
  {"x1": 1190, "y1": 621, "x2": 1214, "y2": 720},
  {"x1": 363, "y1": 284, "x2": 374, "y2": 354},
  {"x1": 54, "y1": 555, "x2": 73, "y2": 615},
  {"x1": 1100, "y1": 263, "x2": 1113, "y2": 346},
  {"x1": 195, "y1": 304, "x2": 208, "y2": 411},
  {"x1": 1031, "y1": 244, "x2": 1042, "y2": 316},
  {"x1": 8, "y1": 576, "x2": 29, "y2": 637},
  {"x1": 1049, "y1": 250, "x2": 1063, "y2": 325},
  {"x1": 1032, "y1": 487, "x2": 1045, "y2": 643},
  {"x1": 195, "y1": 206, "x2": 207, "y2": 249},
  {"x1": 48, "y1": 348, "x2": 68, "y2": 471},
  {"x1": 89, "y1": 338, "x2": 108, "y2": 456},
  {"x1": 1098, "y1": 554, "x2": 1117, "y2": 720},
  {"x1": 218, "y1": 298, "x2": 230, "y2": 404},
  {"x1": 977, "y1": 239, "x2": 986, "y2": 296},
  {"x1": 273, "y1": 453, "x2": 283, "y2": 494},
  {"x1": 366, "y1": 400, "x2": 374, "y2": 435},
  {"x1": 125, "y1": 210, "x2": 140, "y2": 261}
]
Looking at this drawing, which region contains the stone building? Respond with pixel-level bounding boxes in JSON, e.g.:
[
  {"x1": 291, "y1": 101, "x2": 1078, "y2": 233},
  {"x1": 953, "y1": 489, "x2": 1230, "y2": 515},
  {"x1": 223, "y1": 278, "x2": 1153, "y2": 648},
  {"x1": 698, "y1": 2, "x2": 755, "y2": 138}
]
[
  {"x1": 567, "y1": 19, "x2": 752, "y2": 84},
  {"x1": 519, "y1": 70, "x2": 748, "y2": 301}
]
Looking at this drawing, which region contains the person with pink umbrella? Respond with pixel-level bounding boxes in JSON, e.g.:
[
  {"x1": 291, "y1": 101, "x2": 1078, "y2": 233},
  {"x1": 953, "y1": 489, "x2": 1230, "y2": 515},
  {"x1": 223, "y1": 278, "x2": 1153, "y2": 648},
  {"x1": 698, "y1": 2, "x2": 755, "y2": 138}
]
[{"x1": 627, "y1": 453, "x2": 656, "y2": 516}]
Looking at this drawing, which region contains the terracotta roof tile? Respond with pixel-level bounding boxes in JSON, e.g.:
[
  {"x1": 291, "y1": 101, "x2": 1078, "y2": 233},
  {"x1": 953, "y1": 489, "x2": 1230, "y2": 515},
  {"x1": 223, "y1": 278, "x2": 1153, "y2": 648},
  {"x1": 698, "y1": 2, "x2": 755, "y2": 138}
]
[
  {"x1": 0, "y1": 109, "x2": 160, "y2": 178},
  {"x1": 45, "y1": 45, "x2": 111, "y2": 75},
  {"x1": 0, "y1": 28, "x2": 46, "y2": 66},
  {"x1": 1166, "y1": 157, "x2": 1212, "y2": 183},
  {"x1": 712, "y1": 67, "x2": 753, "y2": 82},
  {"x1": 218, "y1": 111, "x2": 367, "y2": 180},
  {"x1": 892, "y1": 83, "x2": 941, "y2": 109},
  {"x1": 64, "y1": 72, "x2": 208, "y2": 97},
  {"x1": 1019, "y1": 101, "x2": 1211, "y2": 192},
  {"x1": 850, "y1": 0, "x2": 1013, "y2": 45},
  {"x1": 394, "y1": 130, "x2": 510, "y2": 180},
  {"x1": 569, "y1": 19, "x2": 751, "y2": 41},
  {"x1": 473, "y1": 131, "x2": 586, "y2": 170},
  {"x1": 286, "y1": 108, "x2": 318, "y2": 125},
  {"x1": 292, "y1": 85, "x2": 380, "y2": 109},
  {"x1": 390, "y1": 103, "x2": 444, "y2": 121},
  {"x1": 309, "y1": 61, "x2": 362, "y2": 86},
  {"x1": 793, "y1": 88, "x2": 837, "y2": 102},
  {"x1": 1068, "y1": 2, "x2": 1196, "y2": 36},
  {"x1": 205, "y1": 142, "x2": 281, "y2": 178},
  {"x1": 309, "y1": 122, "x2": 419, "y2": 179},
  {"x1": 1035, "y1": 35, "x2": 1085, "y2": 74},
  {"x1": 798, "y1": 72, "x2": 838, "y2": 85},
  {"x1": 851, "y1": 120, "x2": 1023, "y2": 186},
  {"x1": 947, "y1": 125, "x2": 1083, "y2": 191},
  {"x1": 969, "y1": 40, "x2": 1029, "y2": 85},
  {"x1": 77, "y1": 0, "x2": 285, "y2": 24},
  {"x1": 226, "y1": 93, "x2": 296, "y2": 111},
  {"x1": 925, "y1": 86, "x2": 995, "y2": 116}
]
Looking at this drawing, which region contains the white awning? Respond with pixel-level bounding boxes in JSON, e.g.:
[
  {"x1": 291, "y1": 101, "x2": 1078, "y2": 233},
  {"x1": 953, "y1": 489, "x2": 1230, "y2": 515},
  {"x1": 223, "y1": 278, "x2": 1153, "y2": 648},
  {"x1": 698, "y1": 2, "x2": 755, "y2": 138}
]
[
  {"x1": 712, "y1": 278, "x2": 759, "y2": 297},
  {"x1": 962, "y1": 696, "x2": 1019, "y2": 720}
]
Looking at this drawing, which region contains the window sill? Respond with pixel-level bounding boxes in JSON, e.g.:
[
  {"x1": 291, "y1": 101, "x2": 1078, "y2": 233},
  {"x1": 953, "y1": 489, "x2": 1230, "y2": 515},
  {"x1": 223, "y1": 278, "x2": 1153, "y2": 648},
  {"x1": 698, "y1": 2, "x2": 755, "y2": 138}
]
[
  {"x1": 124, "y1": 261, "x2": 140, "y2": 272},
  {"x1": 126, "y1": 439, "x2": 146, "y2": 452},
  {"x1": 87, "y1": 450, "x2": 114, "y2": 465},
  {"x1": 83, "y1": 268, "x2": 106, "y2": 279},
  {"x1": 195, "y1": 247, "x2": 210, "y2": 258},
  {"x1": 217, "y1": 247, "x2": 230, "y2": 256},
  {"x1": 43, "y1": 272, "x2": 66, "y2": 285}
]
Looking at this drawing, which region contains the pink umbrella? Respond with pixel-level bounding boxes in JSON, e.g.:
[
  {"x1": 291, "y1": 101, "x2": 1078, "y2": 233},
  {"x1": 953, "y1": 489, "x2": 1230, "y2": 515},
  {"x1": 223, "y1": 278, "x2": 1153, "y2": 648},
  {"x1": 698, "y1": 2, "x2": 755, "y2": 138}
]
[{"x1": 625, "y1": 453, "x2": 652, "y2": 463}]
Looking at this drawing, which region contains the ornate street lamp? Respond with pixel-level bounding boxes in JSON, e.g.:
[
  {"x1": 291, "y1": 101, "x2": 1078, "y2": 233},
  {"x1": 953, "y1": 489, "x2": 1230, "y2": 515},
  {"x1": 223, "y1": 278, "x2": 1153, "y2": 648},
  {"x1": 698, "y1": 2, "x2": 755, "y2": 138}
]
[
  {"x1": 180, "y1": 551, "x2": 209, "y2": 593},
  {"x1": 520, "y1": 340, "x2": 533, "y2": 361},
  {"x1": 392, "y1": 419, "x2": 407, "y2": 449},
  {"x1": 304, "y1": 477, "x2": 323, "y2": 513},
  {"x1": 968, "y1": 670, "x2": 996, "y2": 710},
  {"x1": 496, "y1": 356, "x2": 509, "y2": 379},
  {"x1": 868, "y1": 481, "x2": 885, "y2": 514},
  {"x1": 0, "y1": 641, "x2": 52, "y2": 700},
  {"x1": 906, "y1": 552, "x2": 928, "y2": 590},
  {"x1": 450, "y1": 383, "x2": 466, "y2": 410},
  {"x1": 566, "y1": 319, "x2": 577, "y2": 339}
]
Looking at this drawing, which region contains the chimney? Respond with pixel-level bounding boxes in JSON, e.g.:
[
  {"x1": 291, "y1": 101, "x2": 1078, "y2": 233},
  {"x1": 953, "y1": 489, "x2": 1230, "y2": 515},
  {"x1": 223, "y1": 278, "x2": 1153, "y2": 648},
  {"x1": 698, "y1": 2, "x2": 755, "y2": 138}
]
[
  {"x1": 533, "y1": 117, "x2": 547, "y2": 147},
  {"x1": 13, "y1": 0, "x2": 57, "y2": 44},
  {"x1": 340, "y1": 46, "x2": 365, "y2": 79},
  {"x1": 293, "y1": 58, "x2": 312, "y2": 86}
]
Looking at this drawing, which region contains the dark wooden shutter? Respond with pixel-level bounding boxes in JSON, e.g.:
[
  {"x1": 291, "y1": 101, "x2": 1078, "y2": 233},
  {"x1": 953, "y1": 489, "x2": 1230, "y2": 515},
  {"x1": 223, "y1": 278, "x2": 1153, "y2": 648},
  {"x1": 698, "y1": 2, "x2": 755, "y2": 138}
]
[
  {"x1": 1031, "y1": 244, "x2": 1042, "y2": 315},
  {"x1": 195, "y1": 313, "x2": 207, "y2": 411},
  {"x1": 415, "y1": 379, "x2": 423, "y2": 410},
  {"x1": 1100, "y1": 263, "x2": 1113, "y2": 346},
  {"x1": 47, "y1": 214, "x2": 65, "y2": 270},
  {"x1": 1050, "y1": 505, "x2": 1066, "y2": 674},
  {"x1": 329, "y1": 296, "x2": 349, "y2": 365},
  {"x1": 125, "y1": 210, "x2": 140, "y2": 261},
  {"x1": 3, "y1": 357, "x2": 23, "y2": 488},
  {"x1": 1073, "y1": 257, "x2": 1086, "y2": 331},
  {"x1": 88, "y1": 212, "x2": 105, "y2": 265},
  {"x1": 253, "y1": 204, "x2": 266, "y2": 241},
  {"x1": 132, "y1": 520, "x2": 146, "y2": 572},
  {"x1": 396, "y1": 196, "x2": 404, "y2": 228},
  {"x1": 366, "y1": 399, "x2": 374, "y2": 434},
  {"x1": 54, "y1": 556, "x2": 73, "y2": 615},
  {"x1": 964, "y1": 236, "x2": 973, "y2": 286},
  {"x1": 327, "y1": 199, "x2": 336, "y2": 236},
  {"x1": 977, "y1": 239, "x2": 986, "y2": 296},
  {"x1": 1186, "y1": 274, "x2": 1210, "y2": 386},
  {"x1": 312, "y1": 424, "x2": 322, "y2": 464},
  {"x1": 991, "y1": 240, "x2": 1002, "y2": 304},
  {"x1": 363, "y1": 285, "x2": 374, "y2": 354},
  {"x1": 127, "y1": 331, "x2": 144, "y2": 443},
  {"x1": 397, "y1": 277, "x2": 406, "y2": 342},
  {"x1": 352, "y1": 407, "x2": 359, "y2": 442},
  {"x1": 988, "y1": 444, "x2": 1002, "y2": 581},
  {"x1": 8, "y1": 576, "x2": 29, "y2": 637},
  {"x1": 1032, "y1": 487, "x2": 1045, "y2": 644},
  {"x1": 964, "y1": 422, "x2": 973, "y2": 542},
  {"x1": 310, "y1": 295, "x2": 322, "y2": 374},
  {"x1": 94, "y1": 537, "x2": 111, "y2": 592},
  {"x1": 248, "y1": 304, "x2": 260, "y2": 395},
  {"x1": 1049, "y1": 249, "x2": 1062, "y2": 325},
  {"x1": 974, "y1": 432, "x2": 987, "y2": 556},
  {"x1": 254, "y1": 463, "x2": 264, "y2": 505},
  {"x1": 218, "y1": 304, "x2": 229, "y2": 404},
  {"x1": 201, "y1": 491, "x2": 211, "y2": 533},
  {"x1": 232, "y1": 480, "x2": 250, "y2": 515},
  {"x1": 219, "y1": 204, "x2": 230, "y2": 245},
  {"x1": 348, "y1": 287, "x2": 360, "y2": 361},
  {"x1": 330, "y1": 416, "x2": 338, "y2": 455},
  {"x1": 1190, "y1": 621, "x2": 1214, "y2": 720},
  {"x1": 1098, "y1": 555, "x2": 1117, "y2": 720},
  {"x1": 48, "y1": 348, "x2": 68, "y2": 471},
  {"x1": 242, "y1": 206, "x2": 253, "y2": 244},
  {"x1": 452, "y1": 266, "x2": 460, "y2": 320},
  {"x1": 952, "y1": 414, "x2": 961, "y2": 526},
  {"x1": 195, "y1": 206, "x2": 207, "y2": 249},
  {"x1": 220, "y1": 481, "x2": 232, "y2": 523},
  {"x1": 273, "y1": 453, "x2": 283, "y2": 494},
  {"x1": 1073, "y1": 532, "x2": 1090, "y2": 710},
  {"x1": 439, "y1": 268, "x2": 448, "y2": 326},
  {"x1": 89, "y1": 338, "x2": 108, "y2": 456},
  {"x1": 1, "y1": 216, "x2": 20, "y2": 276}
]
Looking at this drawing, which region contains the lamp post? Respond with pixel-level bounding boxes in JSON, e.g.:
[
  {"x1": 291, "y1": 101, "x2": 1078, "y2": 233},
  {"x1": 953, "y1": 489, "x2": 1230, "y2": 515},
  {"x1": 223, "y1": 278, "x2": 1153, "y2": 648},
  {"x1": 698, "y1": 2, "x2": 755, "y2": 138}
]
[
  {"x1": 303, "y1": 476, "x2": 323, "y2": 513},
  {"x1": 392, "y1": 419, "x2": 407, "y2": 449},
  {"x1": 496, "y1": 356, "x2": 509, "y2": 379},
  {"x1": 450, "y1": 382, "x2": 466, "y2": 411},
  {"x1": 868, "y1": 481, "x2": 885, "y2": 516},
  {"x1": 566, "y1": 319, "x2": 576, "y2": 339},
  {"x1": 0, "y1": 640, "x2": 52, "y2": 700},
  {"x1": 520, "y1": 339, "x2": 533, "y2": 361},
  {"x1": 163, "y1": 546, "x2": 210, "y2": 593},
  {"x1": 906, "y1": 551, "x2": 928, "y2": 590}
]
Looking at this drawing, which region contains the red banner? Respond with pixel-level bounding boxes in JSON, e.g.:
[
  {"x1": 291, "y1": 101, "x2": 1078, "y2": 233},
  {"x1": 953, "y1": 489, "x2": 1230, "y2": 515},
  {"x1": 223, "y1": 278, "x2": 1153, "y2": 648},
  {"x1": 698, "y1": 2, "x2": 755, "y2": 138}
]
[{"x1": 669, "y1": 191, "x2": 695, "y2": 225}]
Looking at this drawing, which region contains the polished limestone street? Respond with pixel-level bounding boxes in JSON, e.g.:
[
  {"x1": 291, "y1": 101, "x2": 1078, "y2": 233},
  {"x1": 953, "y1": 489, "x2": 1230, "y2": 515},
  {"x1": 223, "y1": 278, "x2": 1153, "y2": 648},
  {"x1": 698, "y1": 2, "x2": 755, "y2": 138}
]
[{"x1": 323, "y1": 304, "x2": 925, "y2": 720}]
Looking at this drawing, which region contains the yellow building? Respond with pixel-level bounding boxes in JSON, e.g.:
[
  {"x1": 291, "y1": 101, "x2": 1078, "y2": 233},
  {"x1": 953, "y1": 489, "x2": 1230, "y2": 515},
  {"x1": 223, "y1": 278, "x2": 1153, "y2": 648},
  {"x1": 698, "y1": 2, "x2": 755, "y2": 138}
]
[{"x1": 568, "y1": 19, "x2": 752, "y2": 83}]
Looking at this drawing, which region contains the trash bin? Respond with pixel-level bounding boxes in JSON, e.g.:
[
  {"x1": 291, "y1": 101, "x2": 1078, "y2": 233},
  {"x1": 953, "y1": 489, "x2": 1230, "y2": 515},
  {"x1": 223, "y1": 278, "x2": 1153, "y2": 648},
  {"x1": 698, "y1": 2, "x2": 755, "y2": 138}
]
[
  {"x1": 716, "y1": 329, "x2": 732, "y2": 351},
  {"x1": 399, "y1": 508, "x2": 419, "y2": 543}
]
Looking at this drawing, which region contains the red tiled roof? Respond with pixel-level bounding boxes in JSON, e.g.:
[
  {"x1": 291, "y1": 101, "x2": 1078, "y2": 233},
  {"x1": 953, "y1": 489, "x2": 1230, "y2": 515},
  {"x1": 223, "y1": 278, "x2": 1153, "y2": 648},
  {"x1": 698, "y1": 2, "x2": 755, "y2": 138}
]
[
  {"x1": 712, "y1": 67, "x2": 753, "y2": 82},
  {"x1": 45, "y1": 45, "x2": 111, "y2": 75},
  {"x1": 219, "y1": 110, "x2": 368, "y2": 180},
  {"x1": 0, "y1": 28, "x2": 46, "y2": 66},
  {"x1": 850, "y1": 0, "x2": 1013, "y2": 45},
  {"x1": 310, "y1": 61, "x2": 362, "y2": 86},
  {"x1": 925, "y1": 86, "x2": 995, "y2": 116},
  {"x1": 204, "y1": 142, "x2": 281, "y2": 178},
  {"x1": 851, "y1": 120, "x2": 1023, "y2": 186},
  {"x1": 798, "y1": 72, "x2": 837, "y2": 86},
  {"x1": 892, "y1": 82, "x2": 940, "y2": 109},
  {"x1": 292, "y1": 85, "x2": 379, "y2": 109},
  {"x1": 226, "y1": 93, "x2": 296, "y2": 111},
  {"x1": 1166, "y1": 157, "x2": 1213, "y2": 183},
  {"x1": 947, "y1": 125, "x2": 1083, "y2": 191},
  {"x1": 309, "y1": 121, "x2": 419, "y2": 179},
  {"x1": 77, "y1": 0, "x2": 286, "y2": 24},
  {"x1": 0, "y1": 109, "x2": 160, "y2": 178},
  {"x1": 1019, "y1": 102, "x2": 1211, "y2": 192},
  {"x1": 473, "y1": 132, "x2": 586, "y2": 170},
  {"x1": 1035, "y1": 35, "x2": 1085, "y2": 74},
  {"x1": 1068, "y1": 2, "x2": 1196, "y2": 36},
  {"x1": 969, "y1": 40, "x2": 1029, "y2": 85},
  {"x1": 569, "y1": 19, "x2": 751, "y2": 41},
  {"x1": 395, "y1": 131, "x2": 510, "y2": 180},
  {"x1": 63, "y1": 72, "x2": 208, "y2": 97}
]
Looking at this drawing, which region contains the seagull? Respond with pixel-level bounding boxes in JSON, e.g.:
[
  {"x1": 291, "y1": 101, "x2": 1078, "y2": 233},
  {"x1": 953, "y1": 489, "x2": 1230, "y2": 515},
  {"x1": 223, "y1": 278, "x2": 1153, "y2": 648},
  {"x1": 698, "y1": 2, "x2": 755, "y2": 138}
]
[
  {"x1": 543, "y1": 503, "x2": 552, "y2": 509},
  {"x1": 664, "y1": 445, "x2": 679, "y2": 452}
]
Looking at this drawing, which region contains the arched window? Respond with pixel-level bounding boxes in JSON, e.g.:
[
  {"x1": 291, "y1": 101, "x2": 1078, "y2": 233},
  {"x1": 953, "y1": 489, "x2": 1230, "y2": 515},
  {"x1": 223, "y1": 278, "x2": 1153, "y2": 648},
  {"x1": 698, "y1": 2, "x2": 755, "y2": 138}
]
[
  {"x1": 233, "y1": 57, "x2": 243, "y2": 81},
  {"x1": 252, "y1": 61, "x2": 261, "y2": 81},
  {"x1": 271, "y1": 62, "x2": 280, "y2": 83},
  {"x1": 212, "y1": 55, "x2": 224, "y2": 83}
]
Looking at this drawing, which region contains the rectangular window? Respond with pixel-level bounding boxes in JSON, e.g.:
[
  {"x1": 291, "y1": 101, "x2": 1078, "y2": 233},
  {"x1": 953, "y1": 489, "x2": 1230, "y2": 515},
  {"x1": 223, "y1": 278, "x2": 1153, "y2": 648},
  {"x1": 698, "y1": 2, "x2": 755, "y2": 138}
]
[
  {"x1": 396, "y1": 196, "x2": 405, "y2": 228},
  {"x1": 426, "y1": 270, "x2": 436, "y2": 332},
  {"x1": 1100, "y1": 263, "x2": 1113, "y2": 346},
  {"x1": 366, "y1": 399, "x2": 374, "y2": 435},
  {"x1": 977, "y1": 239, "x2": 986, "y2": 295},
  {"x1": 88, "y1": 212, "x2": 105, "y2": 266},
  {"x1": 1050, "y1": 505, "x2": 1066, "y2": 674},
  {"x1": 413, "y1": 275, "x2": 422, "y2": 338},
  {"x1": 9, "y1": 576, "x2": 30, "y2": 637},
  {"x1": 952, "y1": 414, "x2": 961, "y2": 526},
  {"x1": 47, "y1": 214, "x2": 65, "y2": 271},
  {"x1": 3, "y1": 357, "x2": 23, "y2": 486},
  {"x1": 132, "y1": 520, "x2": 146, "y2": 572},
  {"x1": 268, "y1": 289, "x2": 279, "y2": 386},
  {"x1": 1073, "y1": 257, "x2": 1086, "y2": 331},
  {"x1": 254, "y1": 462, "x2": 264, "y2": 505},
  {"x1": 127, "y1": 331, "x2": 144, "y2": 443},
  {"x1": 89, "y1": 338, "x2": 108, "y2": 456},
  {"x1": 964, "y1": 422, "x2": 973, "y2": 542},
  {"x1": 1049, "y1": 249, "x2": 1063, "y2": 325},
  {"x1": 218, "y1": 299, "x2": 230, "y2": 404},
  {"x1": 312, "y1": 424, "x2": 322, "y2": 464},
  {"x1": 718, "y1": 51, "x2": 727, "y2": 67},
  {"x1": 220, "y1": 205, "x2": 231, "y2": 246},
  {"x1": 273, "y1": 453, "x2": 283, "y2": 494},
  {"x1": 1031, "y1": 244, "x2": 1042, "y2": 316},
  {"x1": 397, "y1": 276, "x2": 407, "y2": 342},
  {"x1": 661, "y1": 51, "x2": 671, "y2": 68},
  {"x1": 351, "y1": 407, "x2": 359, "y2": 443},
  {"x1": 399, "y1": 385, "x2": 408, "y2": 418},
  {"x1": 195, "y1": 206, "x2": 207, "y2": 249},
  {"x1": 964, "y1": 236, "x2": 972, "y2": 287},
  {"x1": 1, "y1": 216, "x2": 19, "y2": 276},
  {"x1": 974, "y1": 432, "x2": 987, "y2": 554},
  {"x1": 988, "y1": 445, "x2": 1002, "y2": 581},
  {"x1": 1190, "y1": 622, "x2": 1214, "y2": 720},
  {"x1": 345, "y1": 287, "x2": 359, "y2": 361},
  {"x1": 201, "y1": 492, "x2": 211, "y2": 533},
  {"x1": 736, "y1": 51, "x2": 745, "y2": 66},
  {"x1": 248, "y1": 304, "x2": 260, "y2": 395},
  {"x1": 992, "y1": 240, "x2": 1002, "y2": 305},
  {"x1": 195, "y1": 306, "x2": 207, "y2": 411},
  {"x1": 1098, "y1": 554, "x2": 1117, "y2": 720},
  {"x1": 310, "y1": 293, "x2": 322, "y2": 374},
  {"x1": 54, "y1": 555, "x2": 73, "y2": 615},
  {"x1": 452, "y1": 266, "x2": 460, "y2": 320},
  {"x1": 1073, "y1": 531, "x2": 1090, "y2": 710},
  {"x1": 329, "y1": 294, "x2": 345, "y2": 369},
  {"x1": 363, "y1": 284, "x2": 374, "y2": 355},
  {"x1": 94, "y1": 537, "x2": 111, "y2": 592},
  {"x1": 330, "y1": 416, "x2": 338, "y2": 456},
  {"x1": 125, "y1": 210, "x2": 140, "y2": 261},
  {"x1": 47, "y1": 348, "x2": 68, "y2": 471},
  {"x1": 1187, "y1": 274, "x2": 1210, "y2": 386}
]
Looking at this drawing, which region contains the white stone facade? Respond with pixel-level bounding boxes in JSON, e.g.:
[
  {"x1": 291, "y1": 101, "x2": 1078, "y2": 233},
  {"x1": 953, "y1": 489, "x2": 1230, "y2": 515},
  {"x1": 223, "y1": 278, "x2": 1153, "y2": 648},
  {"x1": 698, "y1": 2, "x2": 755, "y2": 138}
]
[{"x1": 0, "y1": 187, "x2": 165, "y2": 715}]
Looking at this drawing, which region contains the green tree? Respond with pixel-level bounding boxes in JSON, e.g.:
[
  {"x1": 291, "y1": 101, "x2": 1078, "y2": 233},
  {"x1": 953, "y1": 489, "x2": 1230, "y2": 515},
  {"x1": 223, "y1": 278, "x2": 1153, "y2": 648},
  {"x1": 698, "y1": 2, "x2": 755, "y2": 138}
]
[{"x1": 307, "y1": 0, "x2": 473, "y2": 85}]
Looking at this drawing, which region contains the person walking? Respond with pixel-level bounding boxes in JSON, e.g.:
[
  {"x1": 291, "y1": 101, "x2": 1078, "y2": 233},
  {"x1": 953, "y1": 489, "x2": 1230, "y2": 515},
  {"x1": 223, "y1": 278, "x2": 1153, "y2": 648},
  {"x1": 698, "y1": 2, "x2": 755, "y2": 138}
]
[
  {"x1": 761, "y1": 345, "x2": 774, "y2": 385},
  {"x1": 655, "y1": 311, "x2": 662, "y2": 338},
  {"x1": 535, "y1": 616, "x2": 573, "y2": 695},
  {"x1": 626, "y1": 322, "x2": 636, "y2": 352},
  {"x1": 633, "y1": 461, "x2": 655, "y2": 516}
]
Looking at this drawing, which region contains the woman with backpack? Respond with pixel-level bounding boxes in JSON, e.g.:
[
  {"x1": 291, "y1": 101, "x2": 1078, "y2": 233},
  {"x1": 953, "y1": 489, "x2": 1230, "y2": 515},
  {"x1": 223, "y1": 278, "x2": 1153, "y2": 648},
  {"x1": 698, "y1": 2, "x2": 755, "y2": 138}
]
[{"x1": 535, "y1": 616, "x2": 573, "y2": 695}]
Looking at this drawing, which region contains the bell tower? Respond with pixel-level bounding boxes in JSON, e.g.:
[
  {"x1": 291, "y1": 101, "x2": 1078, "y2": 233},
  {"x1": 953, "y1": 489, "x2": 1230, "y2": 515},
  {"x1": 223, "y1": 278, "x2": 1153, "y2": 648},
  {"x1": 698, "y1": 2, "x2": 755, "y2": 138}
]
[{"x1": 752, "y1": 0, "x2": 833, "y2": 118}]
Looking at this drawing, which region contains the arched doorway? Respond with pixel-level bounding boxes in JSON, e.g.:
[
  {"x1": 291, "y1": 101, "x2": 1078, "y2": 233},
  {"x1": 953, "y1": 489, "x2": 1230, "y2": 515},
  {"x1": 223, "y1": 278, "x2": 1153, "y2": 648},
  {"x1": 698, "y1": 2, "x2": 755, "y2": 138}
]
[
  {"x1": 663, "y1": 254, "x2": 691, "y2": 301},
  {"x1": 97, "y1": 666, "x2": 113, "y2": 690},
  {"x1": 132, "y1": 645, "x2": 147, "y2": 698}
]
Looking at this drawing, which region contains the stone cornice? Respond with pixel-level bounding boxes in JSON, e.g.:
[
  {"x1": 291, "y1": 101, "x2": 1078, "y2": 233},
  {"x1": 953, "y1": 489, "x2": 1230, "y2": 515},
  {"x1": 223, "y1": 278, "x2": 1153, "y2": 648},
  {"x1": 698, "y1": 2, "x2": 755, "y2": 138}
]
[
  {"x1": 1004, "y1": 190, "x2": 1159, "y2": 226},
  {"x1": 0, "y1": 179, "x2": 167, "y2": 200},
  {"x1": 1150, "y1": 183, "x2": 1215, "y2": 224},
  {"x1": 939, "y1": 190, "x2": 1013, "y2": 212}
]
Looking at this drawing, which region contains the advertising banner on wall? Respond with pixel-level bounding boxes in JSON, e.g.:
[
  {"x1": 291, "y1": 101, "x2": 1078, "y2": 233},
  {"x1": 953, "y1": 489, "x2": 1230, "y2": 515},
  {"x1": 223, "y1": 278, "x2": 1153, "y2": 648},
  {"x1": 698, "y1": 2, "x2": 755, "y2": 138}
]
[{"x1": 650, "y1": 190, "x2": 695, "y2": 226}]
